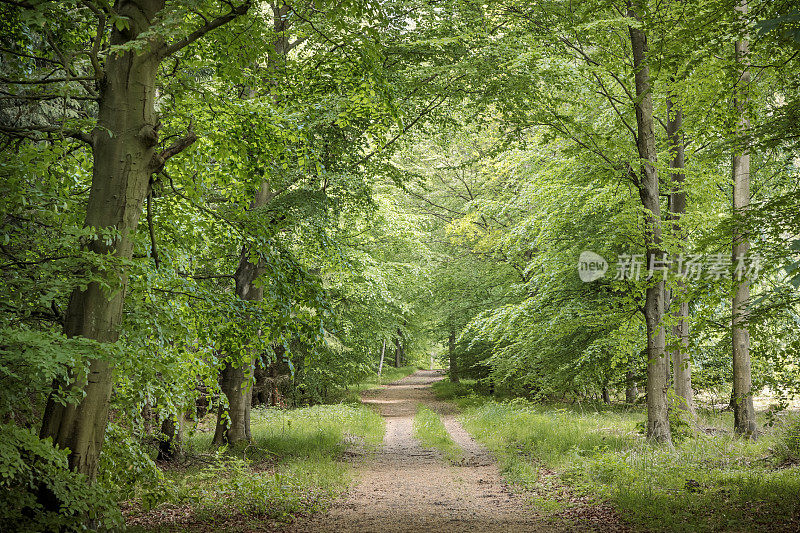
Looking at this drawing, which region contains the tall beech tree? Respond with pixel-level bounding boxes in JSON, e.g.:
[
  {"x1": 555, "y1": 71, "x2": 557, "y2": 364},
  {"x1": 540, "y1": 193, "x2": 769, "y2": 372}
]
[
  {"x1": 627, "y1": 1, "x2": 670, "y2": 442},
  {"x1": 666, "y1": 89, "x2": 693, "y2": 415},
  {"x1": 2, "y1": 0, "x2": 251, "y2": 479},
  {"x1": 731, "y1": 0, "x2": 757, "y2": 437},
  {"x1": 212, "y1": 2, "x2": 295, "y2": 448}
]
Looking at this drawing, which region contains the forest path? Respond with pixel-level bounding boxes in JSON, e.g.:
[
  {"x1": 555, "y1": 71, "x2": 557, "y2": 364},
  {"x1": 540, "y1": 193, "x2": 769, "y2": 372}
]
[{"x1": 284, "y1": 369, "x2": 562, "y2": 533}]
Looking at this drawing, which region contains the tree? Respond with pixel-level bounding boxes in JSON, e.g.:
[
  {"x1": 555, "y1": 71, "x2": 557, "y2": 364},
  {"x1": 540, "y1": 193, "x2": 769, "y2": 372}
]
[
  {"x1": 2, "y1": 0, "x2": 253, "y2": 481},
  {"x1": 731, "y1": 0, "x2": 757, "y2": 437},
  {"x1": 627, "y1": 0, "x2": 671, "y2": 443},
  {"x1": 448, "y1": 328, "x2": 458, "y2": 382},
  {"x1": 666, "y1": 88, "x2": 694, "y2": 416},
  {"x1": 211, "y1": 2, "x2": 299, "y2": 448}
]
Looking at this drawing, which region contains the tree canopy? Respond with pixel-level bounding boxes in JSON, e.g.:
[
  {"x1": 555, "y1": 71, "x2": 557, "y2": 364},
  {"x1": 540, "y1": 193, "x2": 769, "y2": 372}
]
[{"x1": 1, "y1": 0, "x2": 799, "y2": 529}]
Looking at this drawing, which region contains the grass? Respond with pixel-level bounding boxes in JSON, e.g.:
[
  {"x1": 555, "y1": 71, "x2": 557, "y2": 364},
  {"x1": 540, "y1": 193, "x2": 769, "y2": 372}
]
[
  {"x1": 125, "y1": 404, "x2": 384, "y2": 531},
  {"x1": 412, "y1": 405, "x2": 463, "y2": 463},
  {"x1": 437, "y1": 379, "x2": 800, "y2": 532},
  {"x1": 431, "y1": 378, "x2": 478, "y2": 400}
]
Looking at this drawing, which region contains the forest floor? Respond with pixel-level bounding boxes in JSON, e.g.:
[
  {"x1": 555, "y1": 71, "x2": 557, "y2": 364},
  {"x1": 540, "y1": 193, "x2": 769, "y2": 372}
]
[
  {"x1": 125, "y1": 370, "x2": 798, "y2": 532},
  {"x1": 282, "y1": 369, "x2": 626, "y2": 533}
]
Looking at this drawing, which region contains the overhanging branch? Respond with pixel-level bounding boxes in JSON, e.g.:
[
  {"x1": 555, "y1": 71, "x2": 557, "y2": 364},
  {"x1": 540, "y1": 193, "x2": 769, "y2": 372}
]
[
  {"x1": 0, "y1": 124, "x2": 93, "y2": 146},
  {"x1": 159, "y1": 1, "x2": 252, "y2": 59}
]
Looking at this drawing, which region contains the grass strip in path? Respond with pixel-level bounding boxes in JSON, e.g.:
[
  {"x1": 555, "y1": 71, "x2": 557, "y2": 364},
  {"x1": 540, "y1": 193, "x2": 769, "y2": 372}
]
[{"x1": 412, "y1": 404, "x2": 464, "y2": 463}]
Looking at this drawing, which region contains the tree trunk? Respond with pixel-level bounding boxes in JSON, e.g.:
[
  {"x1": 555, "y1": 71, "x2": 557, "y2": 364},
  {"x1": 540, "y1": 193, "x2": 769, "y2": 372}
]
[
  {"x1": 628, "y1": 7, "x2": 671, "y2": 444},
  {"x1": 400, "y1": 329, "x2": 406, "y2": 365},
  {"x1": 269, "y1": 344, "x2": 286, "y2": 407},
  {"x1": 378, "y1": 339, "x2": 386, "y2": 378},
  {"x1": 157, "y1": 414, "x2": 183, "y2": 461},
  {"x1": 448, "y1": 328, "x2": 459, "y2": 383},
  {"x1": 625, "y1": 370, "x2": 638, "y2": 404},
  {"x1": 213, "y1": 360, "x2": 253, "y2": 446},
  {"x1": 212, "y1": 247, "x2": 265, "y2": 446},
  {"x1": 671, "y1": 294, "x2": 692, "y2": 411},
  {"x1": 213, "y1": 4, "x2": 292, "y2": 443},
  {"x1": 252, "y1": 357, "x2": 268, "y2": 406},
  {"x1": 602, "y1": 386, "x2": 611, "y2": 404},
  {"x1": 731, "y1": 0, "x2": 757, "y2": 437},
  {"x1": 39, "y1": 0, "x2": 167, "y2": 479},
  {"x1": 666, "y1": 92, "x2": 694, "y2": 416}
]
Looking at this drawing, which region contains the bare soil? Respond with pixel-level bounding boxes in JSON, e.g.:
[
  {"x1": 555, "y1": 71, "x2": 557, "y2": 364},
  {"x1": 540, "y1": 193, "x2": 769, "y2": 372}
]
[{"x1": 284, "y1": 369, "x2": 565, "y2": 533}]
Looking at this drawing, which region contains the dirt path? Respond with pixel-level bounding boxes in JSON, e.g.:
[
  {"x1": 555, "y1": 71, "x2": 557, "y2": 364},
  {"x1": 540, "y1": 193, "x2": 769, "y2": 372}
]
[{"x1": 285, "y1": 369, "x2": 562, "y2": 533}]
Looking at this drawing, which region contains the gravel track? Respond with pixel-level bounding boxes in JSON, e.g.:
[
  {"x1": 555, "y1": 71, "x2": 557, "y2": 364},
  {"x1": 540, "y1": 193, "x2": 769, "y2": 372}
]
[{"x1": 285, "y1": 369, "x2": 561, "y2": 533}]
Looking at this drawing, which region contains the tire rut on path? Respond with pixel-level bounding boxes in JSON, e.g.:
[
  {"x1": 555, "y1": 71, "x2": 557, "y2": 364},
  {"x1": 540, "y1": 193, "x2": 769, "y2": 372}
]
[{"x1": 284, "y1": 369, "x2": 563, "y2": 533}]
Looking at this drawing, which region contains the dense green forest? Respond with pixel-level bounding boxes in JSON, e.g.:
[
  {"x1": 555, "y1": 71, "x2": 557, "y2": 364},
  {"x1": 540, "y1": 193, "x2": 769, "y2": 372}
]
[{"x1": 1, "y1": 0, "x2": 799, "y2": 531}]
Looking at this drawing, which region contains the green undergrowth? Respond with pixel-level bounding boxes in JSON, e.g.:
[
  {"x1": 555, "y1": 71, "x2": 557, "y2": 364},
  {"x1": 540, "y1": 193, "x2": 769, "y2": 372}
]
[
  {"x1": 412, "y1": 405, "x2": 463, "y2": 463},
  {"x1": 432, "y1": 378, "x2": 483, "y2": 405},
  {"x1": 350, "y1": 365, "x2": 419, "y2": 392},
  {"x1": 126, "y1": 404, "x2": 384, "y2": 531},
  {"x1": 457, "y1": 395, "x2": 800, "y2": 532}
]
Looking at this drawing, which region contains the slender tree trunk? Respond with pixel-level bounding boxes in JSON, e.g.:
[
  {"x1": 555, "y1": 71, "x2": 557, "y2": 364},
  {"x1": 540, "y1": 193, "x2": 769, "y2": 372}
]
[
  {"x1": 399, "y1": 326, "x2": 406, "y2": 365},
  {"x1": 213, "y1": 4, "x2": 292, "y2": 444},
  {"x1": 269, "y1": 345, "x2": 286, "y2": 407},
  {"x1": 666, "y1": 92, "x2": 694, "y2": 415},
  {"x1": 671, "y1": 295, "x2": 692, "y2": 410},
  {"x1": 664, "y1": 288, "x2": 673, "y2": 388},
  {"x1": 731, "y1": 0, "x2": 757, "y2": 437},
  {"x1": 252, "y1": 357, "x2": 268, "y2": 406},
  {"x1": 628, "y1": 6, "x2": 671, "y2": 444},
  {"x1": 378, "y1": 339, "x2": 386, "y2": 378},
  {"x1": 448, "y1": 328, "x2": 459, "y2": 383},
  {"x1": 39, "y1": 0, "x2": 167, "y2": 478}
]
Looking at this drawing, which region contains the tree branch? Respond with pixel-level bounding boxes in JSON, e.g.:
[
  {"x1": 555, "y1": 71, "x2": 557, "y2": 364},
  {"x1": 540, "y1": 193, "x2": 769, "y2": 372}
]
[
  {"x1": 0, "y1": 75, "x2": 96, "y2": 84},
  {"x1": 0, "y1": 124, "x2": 93, "y2": 146},
  {"x1": 81, "y1": 0, "x2": 107, "y2": 80},
  {"x1": 149, "y1": 131, "x2": 197, "y2": 172},
  {"x1": 146, "y1": 192, "x2": 161, "y2": 269},
  {"x1": 358, "y1": 75, "x2": 467, "y2": 166},
  {"x1": 0, "y1": 0, "x2": 33, "y2": 8},
  {"x1": 187, "y1": 273, "x2": 236, "y2": 281},
  {"x1": 165, "y1": 171, "x2": 244, "y2": 237},
  {"x1": 592, "y1": 71, "x2": 637, "y2": 145},
  {"x1": 0, "y1": 45, "x2": 60, "y2": 64},
  {"x1": 159, "y1": 1, "x2": 252, "y2": 59}
]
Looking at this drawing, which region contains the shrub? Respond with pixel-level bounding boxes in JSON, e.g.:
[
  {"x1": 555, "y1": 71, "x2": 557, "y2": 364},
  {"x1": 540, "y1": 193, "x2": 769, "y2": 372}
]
[{"x1": 0, "y1": 424, "x2": 121, "y2": 532}]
